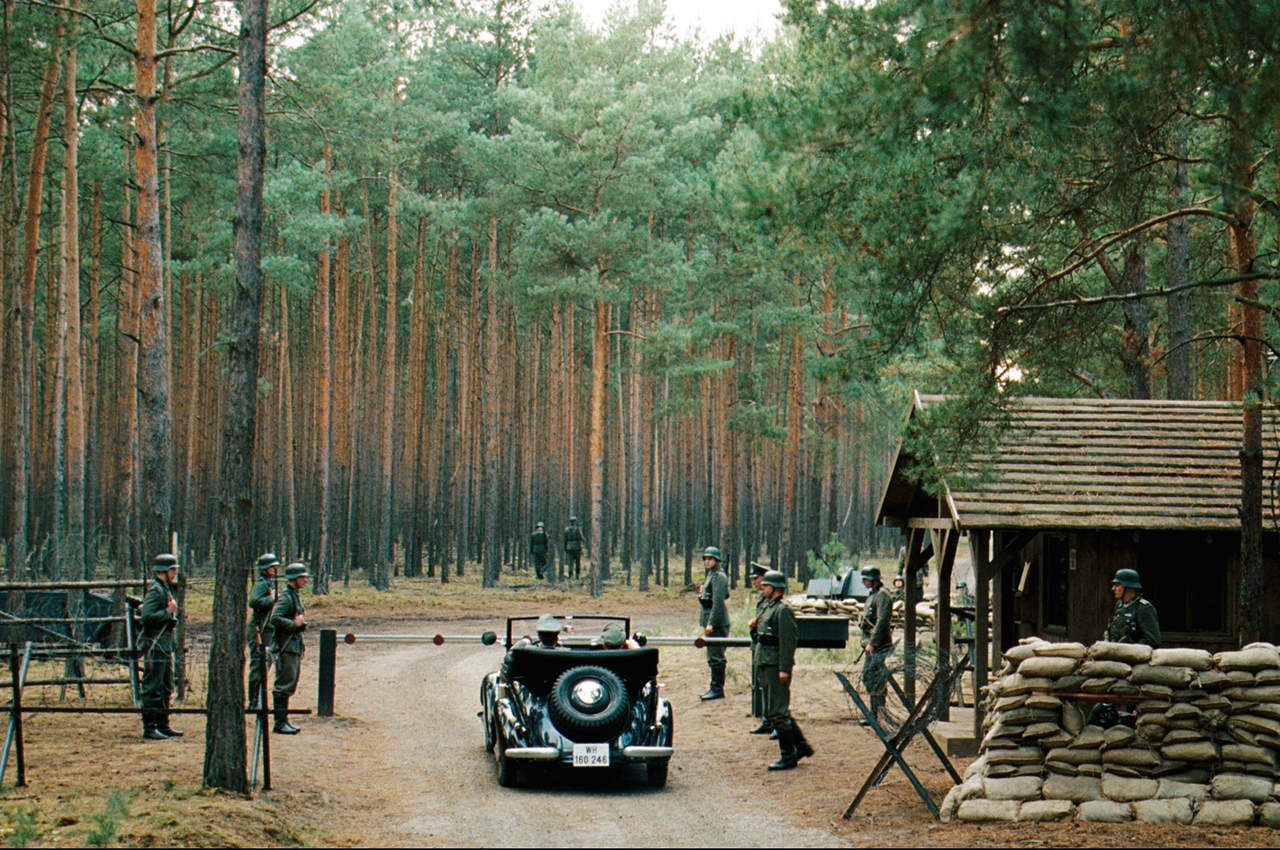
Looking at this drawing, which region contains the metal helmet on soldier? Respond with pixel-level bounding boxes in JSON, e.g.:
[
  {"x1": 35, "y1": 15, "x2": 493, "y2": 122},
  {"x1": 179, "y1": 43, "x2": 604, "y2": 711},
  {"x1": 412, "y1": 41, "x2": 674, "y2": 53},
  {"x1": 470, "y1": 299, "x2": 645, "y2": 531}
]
[
  {"x1": 761, "y1": 570, "x2": 788, "y2": 591},
  {"x1": 702, "y1": 546, "x2": 723, "y2": 563},
  {"x1": 153, "y1": 553, "x2": 179, "y2": 574},
  {"x1": 861, "y1": 566, "x2": 882, "y2": 583},
  {"x1": 256, "y1": 552, "x2": 280, "y2": 574},
  {"x1": 1112, "y1": 568, "x2": 1142, "y2": 590}
]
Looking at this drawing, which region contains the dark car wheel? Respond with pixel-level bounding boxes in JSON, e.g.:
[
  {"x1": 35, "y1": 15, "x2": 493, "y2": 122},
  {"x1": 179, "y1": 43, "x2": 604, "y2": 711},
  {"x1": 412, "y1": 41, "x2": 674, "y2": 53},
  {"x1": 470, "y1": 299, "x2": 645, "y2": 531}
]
[
  {"x1": 645, "y1": 758, "x2": 669, "y2": 788},
  {"x1": 548, "y1": 665, "x2": 631, "y2": 743},
  {"x1": 495, "y1": 737, "x2": 518, "y2": 788}
]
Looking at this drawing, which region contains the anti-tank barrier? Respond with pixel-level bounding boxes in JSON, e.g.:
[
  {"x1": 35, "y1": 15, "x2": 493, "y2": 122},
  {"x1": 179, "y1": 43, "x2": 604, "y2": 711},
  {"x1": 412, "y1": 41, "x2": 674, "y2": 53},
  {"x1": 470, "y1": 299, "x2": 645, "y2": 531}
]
[{"x1": 941, "y1": 637, "x2": 1280, "y2": 827}]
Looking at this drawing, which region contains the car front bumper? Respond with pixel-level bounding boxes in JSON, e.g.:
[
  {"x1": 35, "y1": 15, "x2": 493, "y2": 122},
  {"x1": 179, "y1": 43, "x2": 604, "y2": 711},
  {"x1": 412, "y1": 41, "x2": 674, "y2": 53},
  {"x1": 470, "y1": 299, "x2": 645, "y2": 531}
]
[{"x1": 503, "y1": 745, "x2": 674, "y2": 761}]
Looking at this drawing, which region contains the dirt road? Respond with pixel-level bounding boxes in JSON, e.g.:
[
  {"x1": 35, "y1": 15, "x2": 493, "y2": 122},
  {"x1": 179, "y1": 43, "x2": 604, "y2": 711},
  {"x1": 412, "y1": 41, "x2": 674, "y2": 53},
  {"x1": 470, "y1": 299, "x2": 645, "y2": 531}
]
[{"x1": 282, "y1": 618, "x2": 847, "y2": 847}]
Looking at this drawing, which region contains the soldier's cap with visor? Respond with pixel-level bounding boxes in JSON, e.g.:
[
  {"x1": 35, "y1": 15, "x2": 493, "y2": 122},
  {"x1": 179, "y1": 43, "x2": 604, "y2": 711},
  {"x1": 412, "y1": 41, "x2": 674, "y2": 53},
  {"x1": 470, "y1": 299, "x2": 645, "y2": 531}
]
[
  {"x1": 1112, "y1": 568, "x2": 1142, "y2": 590},
  {"x1": 536, "y1": 613, "x2": 562, "y2": 634},
  {"x1": 256, "y1": 552, "x2": 280, "y2": 573},
  {"x1": 284, "y1": 563, "x2": 309, "y2": 581},
  {"x1": 749, "y1": 561, "x2": 770, "y2": 578},
  {"x1": 153, "y1": 553, "x2": 179, "y2": 573},
  {"x1": 536, "y1": 522, "x2": 545, "y2": 529},
  {"x1": 861, "y1": 566, "x2": 882, "y2": 582},
  {"x1": 569, "y1": 516, "x2": 578, "y2": 523},
  {"x1": 702, "y1": 545, "x2": 723, "y2": 562},
  {"x1": 600, "y1": 622, "x2": 626, "y2": 648}
]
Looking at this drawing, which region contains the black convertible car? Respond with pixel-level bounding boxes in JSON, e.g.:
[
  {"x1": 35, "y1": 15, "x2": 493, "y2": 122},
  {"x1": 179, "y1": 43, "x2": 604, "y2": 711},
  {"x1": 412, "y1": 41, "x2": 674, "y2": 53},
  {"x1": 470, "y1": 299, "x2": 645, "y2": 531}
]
[{"x1": 479, "y1": 615, "x2": 674, "y2": 788}]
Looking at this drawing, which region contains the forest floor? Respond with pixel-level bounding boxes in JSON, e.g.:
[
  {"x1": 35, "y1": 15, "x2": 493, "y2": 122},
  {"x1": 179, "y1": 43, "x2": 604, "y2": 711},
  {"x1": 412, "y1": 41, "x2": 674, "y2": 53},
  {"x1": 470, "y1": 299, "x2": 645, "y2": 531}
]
[{"x1": 1, "y1": 568, "x2": 1273, "y2": 847}]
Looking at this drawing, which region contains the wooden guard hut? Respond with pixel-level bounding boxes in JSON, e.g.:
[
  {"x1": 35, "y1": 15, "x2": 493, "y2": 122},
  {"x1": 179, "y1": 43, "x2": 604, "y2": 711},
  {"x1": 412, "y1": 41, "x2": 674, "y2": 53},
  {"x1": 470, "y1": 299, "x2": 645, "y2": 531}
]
[{"x1": 877, "y1": 392, "x2": 1280, "y2": 738}]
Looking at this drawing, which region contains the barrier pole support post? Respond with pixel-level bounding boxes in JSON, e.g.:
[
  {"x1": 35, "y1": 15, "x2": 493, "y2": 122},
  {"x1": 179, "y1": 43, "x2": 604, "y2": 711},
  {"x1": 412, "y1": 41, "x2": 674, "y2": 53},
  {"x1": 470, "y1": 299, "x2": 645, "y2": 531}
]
[{"x1": 318, "y1": 630, "x2": 336, "y2": 717}]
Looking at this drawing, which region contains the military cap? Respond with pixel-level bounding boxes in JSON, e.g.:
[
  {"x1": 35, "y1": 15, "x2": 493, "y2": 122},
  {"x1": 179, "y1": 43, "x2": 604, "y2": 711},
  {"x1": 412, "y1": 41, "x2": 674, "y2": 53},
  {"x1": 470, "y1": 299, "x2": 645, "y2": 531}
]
[
  {"x1": 761, "y1": 570, "x2": 788, "y2": 590},
  {"x1": 749, "y1": 561, "x2": 769, "y2": 577},
  {"x1": 1112, "y1": 568, "x2": 1142, "y2": 590},
  {"x1": 283, "y1": 562, "x2": 309, "y2": 581},
  {"x1": 702, "y1": 545, "x2": 723, "y2": 562},
  {"x1": 536, "y1": 613, "x2": 562, "y2": 634},
  {"x1": 256, "y1": 552, "x2": 280, "y2": 573},
  {"x1": 153, "y1": 553, "x2": 179, "y2": 573},
  {"x1": 570, "y1": 515, "x2": 578, "y2": 523},
  {"x1": 600, "y1": 622, "x2": 626, "y2": 648},
  {"x1": 536, "y1": 521, "x2": 545, "y2": 529},
  {"x1": 861, "y1": 566, "x2": 882, "y2": 582}
]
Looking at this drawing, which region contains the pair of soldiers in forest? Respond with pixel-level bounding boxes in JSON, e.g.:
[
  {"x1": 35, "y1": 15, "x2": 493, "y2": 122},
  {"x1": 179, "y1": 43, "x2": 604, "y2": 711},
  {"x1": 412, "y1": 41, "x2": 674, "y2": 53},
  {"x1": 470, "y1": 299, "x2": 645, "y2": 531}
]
[
  {"x1": 699, "y1": 547, "x2": 815, "y2": 770},
  {"x1": 529, "y1": 517, "x2": 585, "y2": 580},
  {"x1": 248, "y1": 553, "x2": 310, "y2": 735}
]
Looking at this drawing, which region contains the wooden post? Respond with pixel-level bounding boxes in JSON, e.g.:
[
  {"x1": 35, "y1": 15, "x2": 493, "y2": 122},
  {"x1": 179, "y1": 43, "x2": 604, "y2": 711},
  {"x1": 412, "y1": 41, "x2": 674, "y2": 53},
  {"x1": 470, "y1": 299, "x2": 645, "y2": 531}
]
[
  {"x1": 991, "y1": 532, "x2": 1005, "y2": 675},
  {"x1": 935, "y1": 529, "x2": 957, "y2": 721},
  {"x1": 902, "y1": 529, "x2": 924, "y2": 705},
  {"x1": 970, "y1": 530, "x2": 990, "y2": 741},
  {"x1": 318, "y1": 629, "x2": 336, "y2": 717},
  {"x1": 8, "y1": 646, "x2": 25, "y2": 787}
]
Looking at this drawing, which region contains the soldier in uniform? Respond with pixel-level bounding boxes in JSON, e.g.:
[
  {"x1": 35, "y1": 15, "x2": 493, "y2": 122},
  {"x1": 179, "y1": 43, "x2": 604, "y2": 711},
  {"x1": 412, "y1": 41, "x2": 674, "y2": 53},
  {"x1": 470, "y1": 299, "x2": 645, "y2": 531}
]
[
  {"x1": 698, "y1": 546, "x2": 731, "y2": 700},
  {"x1": 1090, "y1": 568, "x2": 1160, "y2": 727},
  {"x1": 563, "y1": 517, "x2": 584, "y2": 580},
  {"x1": 755, "y1": 570, "x2": 815, "y2": 769},
  {"x1": 530, "y1": 522, "x2": 550, "y2": 580},
  {"x1": 270, "y1": 563, "x2": 309, "y2": 735},
  {"x1": 140, "y1": 553, "x2": 181, "y2": 740},
  {"x1": 747, "y1": 562, "x2": 772, "y2": 734},
  {"x1": 858, "y1": 566, "x2": 894, "y2": 724},
  {"x1": 247, "y1": 553, "x2": 279, "y2": 709}
]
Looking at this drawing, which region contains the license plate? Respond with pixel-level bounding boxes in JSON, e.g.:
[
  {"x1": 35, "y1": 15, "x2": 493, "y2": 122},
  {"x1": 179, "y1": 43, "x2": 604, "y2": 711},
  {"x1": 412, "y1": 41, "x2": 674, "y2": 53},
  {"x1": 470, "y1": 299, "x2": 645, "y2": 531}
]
[{"x1": 572, "y1": 743, "x2": 610, "y2": 767}]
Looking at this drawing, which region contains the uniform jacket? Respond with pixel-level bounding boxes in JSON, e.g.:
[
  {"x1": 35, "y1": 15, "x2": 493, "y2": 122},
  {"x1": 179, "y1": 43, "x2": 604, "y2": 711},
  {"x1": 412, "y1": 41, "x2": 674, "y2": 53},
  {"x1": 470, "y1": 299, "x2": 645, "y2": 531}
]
[
  {"x1": 271, "y1": 585, "x2": 306, "y2": 655},
  {"x1": 1107, "y1": 595, "x2": 1161, "y2": 647},
  {"x1": 699, "y1": 568, "x2": 730, "y2": 630},
  {"x1": 859, "y1": 586, "x2": 893, "y2": 652},
  {"x1": 248, "y1": 575, "x2": 276, "y2": 635},
  {"x1": 755, "y1": 597, "x2": 798, "y2": 673},
  {"x1": 141, "y1": 578, "x2": 178, "y2": 649},
  {"x1": 530, "y1": 529, "x2": 549, "y2": 555},
  {"x1": 563, "y1": 524, "x2": 583, "y2": 553}
]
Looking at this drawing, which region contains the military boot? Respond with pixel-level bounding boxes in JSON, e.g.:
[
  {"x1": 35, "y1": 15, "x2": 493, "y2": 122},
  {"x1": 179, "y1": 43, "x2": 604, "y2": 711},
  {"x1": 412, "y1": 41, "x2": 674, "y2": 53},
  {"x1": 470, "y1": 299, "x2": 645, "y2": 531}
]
[
  {"x1": 701, "y1": 665, "x2": 726, "y2": 700},
  {"x1": 768, "y1": 729, "x2": 799, "y2": 770},
  {"x1": 273, "y1": 697, "x2": 300, "y2": 735},
  {"x1": 159, "y1": 716, "x2": 183, "y2": 738},
  {"x1": 750, "y1": 718, "x2": 773, "y2": 735},
  {"x1": 142, "y1": 712, "x2": 169, "y2": 741},
  {"x1": 793, "y1": 722, "x2": 815, "y2": 759}
]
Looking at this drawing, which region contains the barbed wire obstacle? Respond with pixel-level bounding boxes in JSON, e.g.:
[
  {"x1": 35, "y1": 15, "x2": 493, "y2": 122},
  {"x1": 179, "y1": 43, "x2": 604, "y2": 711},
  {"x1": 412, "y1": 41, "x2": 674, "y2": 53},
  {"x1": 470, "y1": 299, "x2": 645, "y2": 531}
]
[{"x1": 836, "y1": 643, "x2": 970, "y2": 820}]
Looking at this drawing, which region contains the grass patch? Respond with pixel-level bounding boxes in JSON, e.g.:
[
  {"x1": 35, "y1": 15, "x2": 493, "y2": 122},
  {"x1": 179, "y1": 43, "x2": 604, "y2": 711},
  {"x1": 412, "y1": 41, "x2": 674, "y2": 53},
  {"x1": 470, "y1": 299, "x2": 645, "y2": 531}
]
[
  {"x1": 4, "y1": 809, "x2": 38, "y2": 848},
  {"x1": 85, "y1": 792, "x2": 130, "y2": 847}
]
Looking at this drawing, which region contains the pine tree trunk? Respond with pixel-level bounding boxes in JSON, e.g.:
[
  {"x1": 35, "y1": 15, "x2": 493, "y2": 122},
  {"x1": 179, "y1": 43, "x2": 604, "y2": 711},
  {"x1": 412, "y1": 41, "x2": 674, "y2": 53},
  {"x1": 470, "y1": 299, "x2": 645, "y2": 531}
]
[
  {"x1": 204, "y1": 0, "x2": 266, "y2": 794},
  {"x1": 314, "y1": 146, "x2": 333, "y2": 592},
  {"x1": 588, "y1": 296, "x2": 608, "y2": 597},
  {"x1": 135, "y1": 0, "x2": 173, "y2": 559}
]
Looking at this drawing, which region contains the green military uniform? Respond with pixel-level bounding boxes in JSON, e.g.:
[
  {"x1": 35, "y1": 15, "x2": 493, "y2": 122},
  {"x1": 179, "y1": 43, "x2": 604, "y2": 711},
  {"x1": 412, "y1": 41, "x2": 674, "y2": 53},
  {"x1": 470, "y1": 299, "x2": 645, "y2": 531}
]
[
  {"x1": 530, "y1": 524, "x2": 550, "y2": 580},
  {"x1": 140, "y1": 556, "x2": 180, "y2": 739},
  {"x1": 751, "y1": 590, "x2": 771, "y2": 725},
  {"x1": 755, "y1": 571, "x2": 815, "y2": 769},
  {"x1": 1107, "y1": 596, "x2": 1161, "y2": 647},
  {"x1": 699, "y1": 548, "x2": 730, "y2": 699},
  {"x1": 246, "y1": 553, "x2": 278, "y2": 709},
  {"x1": 859, "y1": 575, "x2": 894, "y2": 719},
  {"x1": 563, "y1": 519, "x2": 583, "y2": 579},
  {"x1": 270, "y1": 563, "x2": 308, "y2": 734}
]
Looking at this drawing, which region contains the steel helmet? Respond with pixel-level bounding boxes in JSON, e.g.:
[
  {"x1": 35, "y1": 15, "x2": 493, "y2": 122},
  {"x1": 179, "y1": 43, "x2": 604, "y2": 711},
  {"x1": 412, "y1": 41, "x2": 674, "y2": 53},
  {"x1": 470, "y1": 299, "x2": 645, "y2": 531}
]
[
  {"x1": 761, "y1": 570, "x2": 788, "y2": 590},
  {"x1": 153, "y1": 553, "x2": 179, "y2": 574},
  {"x1": 256, "y1": 552, "x2": 280, "y2": 573},
  {"x1": 861, "y1": 566, "x2": 882, "y2": 582},
  {"x1": 702, "y1": 546, "x2": 723, "y2": 562},
  {"x1": 1112, "y1": 568, "x2": 1142, "y2": 590}
]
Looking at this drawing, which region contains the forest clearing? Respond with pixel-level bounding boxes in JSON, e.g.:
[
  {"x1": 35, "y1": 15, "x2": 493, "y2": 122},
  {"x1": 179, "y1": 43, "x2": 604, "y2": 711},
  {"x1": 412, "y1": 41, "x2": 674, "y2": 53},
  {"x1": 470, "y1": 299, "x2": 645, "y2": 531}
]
[
  {"x1": 3, "y1": 572, "x2": 1276, "y2": 848},
  {"x1": 4, "y1": 0, "x2": 1280, "y2": 844}
]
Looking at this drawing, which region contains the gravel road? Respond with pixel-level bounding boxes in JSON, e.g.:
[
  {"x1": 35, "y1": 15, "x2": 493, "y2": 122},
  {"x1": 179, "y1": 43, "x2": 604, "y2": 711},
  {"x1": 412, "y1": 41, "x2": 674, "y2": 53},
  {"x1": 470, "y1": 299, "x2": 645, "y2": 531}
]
[{"x1": 319, "y1": 620, "x2": 848, "y2": 848}]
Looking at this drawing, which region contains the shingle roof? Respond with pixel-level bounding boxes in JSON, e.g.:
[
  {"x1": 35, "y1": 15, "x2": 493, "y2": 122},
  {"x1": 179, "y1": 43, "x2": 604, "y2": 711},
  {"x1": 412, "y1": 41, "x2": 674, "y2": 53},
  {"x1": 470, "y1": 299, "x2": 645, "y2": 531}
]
[{"x1": 876, "y1": 392, "x2": 1278, "y2": 531}]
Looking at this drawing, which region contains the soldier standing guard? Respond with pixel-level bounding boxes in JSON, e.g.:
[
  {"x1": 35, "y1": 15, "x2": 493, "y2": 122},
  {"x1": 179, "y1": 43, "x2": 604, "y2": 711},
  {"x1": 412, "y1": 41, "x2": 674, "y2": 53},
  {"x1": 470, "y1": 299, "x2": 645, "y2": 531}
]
[
  {"x1": 698, "y1": 546, "x2": 731, "y2": 700},
  {"x1": 755, "y1": 570, "x2": 814, "y2": 769},
  {"x1": 140, "y1": 553, "x2": 182, "y2": 740},
  {"x1": 530, "y1": 522, "x2": 550, "y2": 580},
  {"x1": 563, "y1": 517, "x2": 584, "y2": 580},
  {"x1": 1090, "y1": 568, "x2": 1160, "y2": 727},
  {"x1": 858, "y1": 566, "x2": 893, "y2": 725},
  {"x1": 270, "y1": 563, "x2": 309, "y2": 735},
  {"x1": 247, "y1": 553, "x2": 279, "y2": 709},
  {"x1": 747, "y1": 562, "x2": 773, "y2": 734}
]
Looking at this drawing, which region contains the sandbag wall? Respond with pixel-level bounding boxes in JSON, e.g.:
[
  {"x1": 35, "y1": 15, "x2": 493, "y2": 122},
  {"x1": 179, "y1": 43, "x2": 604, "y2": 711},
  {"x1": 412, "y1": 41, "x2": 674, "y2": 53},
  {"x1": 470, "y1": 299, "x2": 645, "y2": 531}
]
[
  {"x1": 787, "y1": 595, "x2": 935, "y2": 630},
  {"x1": 940, "y1": 638, "x2": 1280, "y2": 827}
]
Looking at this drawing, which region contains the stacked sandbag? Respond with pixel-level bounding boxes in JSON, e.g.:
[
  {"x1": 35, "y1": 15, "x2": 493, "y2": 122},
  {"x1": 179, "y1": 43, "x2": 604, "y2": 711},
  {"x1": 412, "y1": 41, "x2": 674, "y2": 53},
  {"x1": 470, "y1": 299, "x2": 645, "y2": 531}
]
[
  {"x1": 939, "y1": 638, "x2": 1280, "y2": 827},
  {"x1": 787, "y1": 595, "x2": 936, "y2": 630}
]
